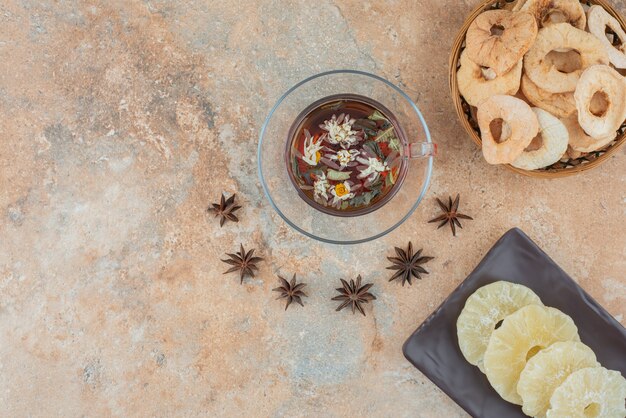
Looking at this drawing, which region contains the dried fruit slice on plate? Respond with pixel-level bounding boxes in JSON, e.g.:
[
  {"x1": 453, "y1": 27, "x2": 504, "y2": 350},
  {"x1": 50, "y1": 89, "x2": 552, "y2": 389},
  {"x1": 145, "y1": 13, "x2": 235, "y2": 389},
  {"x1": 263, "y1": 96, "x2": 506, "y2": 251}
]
[
  {"x1": 483, "y1": 305, "x2": 580, "y2": 405},
  {"x1": 546, "y1": 367, "x2": 626, "y2": 418},
  {"x1": 456, "y1": 281, "x2": 542, "y2": 372},
  {"x1": 517, "y1": 341, "x2": 599, "y2": 418}
]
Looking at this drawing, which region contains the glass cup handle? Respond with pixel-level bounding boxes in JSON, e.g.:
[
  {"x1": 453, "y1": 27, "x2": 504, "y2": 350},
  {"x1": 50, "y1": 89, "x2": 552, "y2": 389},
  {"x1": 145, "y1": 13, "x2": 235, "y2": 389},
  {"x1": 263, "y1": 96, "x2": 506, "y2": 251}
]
[{"x1": 408, "y1": 142, "x2": 437, "y2": 159}]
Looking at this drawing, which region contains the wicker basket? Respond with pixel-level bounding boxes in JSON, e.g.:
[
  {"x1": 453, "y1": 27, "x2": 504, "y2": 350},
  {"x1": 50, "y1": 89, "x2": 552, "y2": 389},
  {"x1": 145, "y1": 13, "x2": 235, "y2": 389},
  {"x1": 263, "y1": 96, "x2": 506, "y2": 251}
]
[{"x1": 450, "y1": 0, "x2": 626, "y2": 178}]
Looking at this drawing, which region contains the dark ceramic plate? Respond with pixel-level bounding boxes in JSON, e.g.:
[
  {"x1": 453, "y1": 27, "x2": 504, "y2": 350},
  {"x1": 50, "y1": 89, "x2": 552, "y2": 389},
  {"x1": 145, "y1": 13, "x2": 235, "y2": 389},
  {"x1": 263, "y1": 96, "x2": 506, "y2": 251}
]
[{"x1": 403, "y1": 228, "x2": 626, "y2": 418}]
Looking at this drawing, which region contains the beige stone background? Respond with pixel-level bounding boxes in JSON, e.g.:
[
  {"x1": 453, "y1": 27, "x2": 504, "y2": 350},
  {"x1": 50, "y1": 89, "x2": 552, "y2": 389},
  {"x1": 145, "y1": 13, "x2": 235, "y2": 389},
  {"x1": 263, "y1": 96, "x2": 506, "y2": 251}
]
[{"x1": 1, "y1": 0, "x2": 625, "y2": 416}]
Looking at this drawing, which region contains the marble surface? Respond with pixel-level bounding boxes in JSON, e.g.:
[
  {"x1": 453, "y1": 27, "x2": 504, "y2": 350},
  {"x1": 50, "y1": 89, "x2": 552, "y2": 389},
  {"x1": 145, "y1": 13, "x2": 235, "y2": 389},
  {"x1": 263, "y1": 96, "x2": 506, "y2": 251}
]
[{"x1": 1, "y1": 0, "x2": 625, "y2": 416}]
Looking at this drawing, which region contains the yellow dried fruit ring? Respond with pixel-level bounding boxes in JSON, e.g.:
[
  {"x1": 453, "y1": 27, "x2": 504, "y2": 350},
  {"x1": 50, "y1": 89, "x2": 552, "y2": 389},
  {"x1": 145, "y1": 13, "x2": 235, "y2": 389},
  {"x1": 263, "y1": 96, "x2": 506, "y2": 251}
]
[
  {"x1": 465, "y1": 9, "x2": 538, "y2": 76},
  {"x1": 457, "y1": 50, "x2": 523, "y2": 107},
  {"x1": 512, "y1": 108, "x2": 569, "y2": 170},
  {"x1": 587, "y1": 5, "x2": 626, "y2": 69},
  {"x1": 483, "y1": 305, "x2": 580, "y2": 405},
  {"x1": 547, "y1": 367, "x2": 626, "y2": 418},
  {"x1": 524, "y1": 23, "x2": 609, "y2": 94},
  {"x1": 575, "y1": 65, "x2": 626, "y2": 139},
  {"x1": 477, "y1": 95, "x2": 539, "y2": 164},
  {"x1": 519, "y1": 0, "x2": 586, "y2": 30},
  {"x1": 517, "y1": 341, "x2": 598, "y2": 418},
  {"x1": 456, "y1": 281, "x2": 542, "y2": 372}
]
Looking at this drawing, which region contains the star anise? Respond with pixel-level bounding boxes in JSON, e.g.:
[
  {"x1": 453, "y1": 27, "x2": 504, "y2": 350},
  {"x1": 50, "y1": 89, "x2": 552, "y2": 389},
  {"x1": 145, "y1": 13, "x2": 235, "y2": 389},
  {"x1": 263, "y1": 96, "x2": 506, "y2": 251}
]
[
  {"x1": 272, "y1": 274, "x2": 307, "y2": 310},
  {"x1": 387, "y1": 242, "x2": 434, "y2": 286},
  {"x1": 332, "y1": 275, "x2": 376, "y2": 316},
  {"x1": 221, "y1": 244, "x2": 263, "y2": 284},
  {"x1": 208, "y1": 193, "x2": 241, "y2": 227},
  {"x1": 428, "y1": 194, "x2": 473, "y2": 236}
]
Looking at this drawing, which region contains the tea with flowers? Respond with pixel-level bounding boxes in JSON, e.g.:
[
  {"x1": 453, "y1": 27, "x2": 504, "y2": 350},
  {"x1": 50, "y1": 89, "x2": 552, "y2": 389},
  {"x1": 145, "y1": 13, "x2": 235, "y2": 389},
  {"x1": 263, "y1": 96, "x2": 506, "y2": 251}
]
[{"x1": 287, "y1": 96, "x2": 405, "y2": 215}]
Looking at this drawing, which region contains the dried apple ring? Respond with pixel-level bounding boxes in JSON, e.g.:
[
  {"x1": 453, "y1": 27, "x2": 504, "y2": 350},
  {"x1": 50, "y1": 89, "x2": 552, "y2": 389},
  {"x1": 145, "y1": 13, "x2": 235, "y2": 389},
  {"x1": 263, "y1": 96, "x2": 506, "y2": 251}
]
[
  {"x1": 544, "y1": 49, "x2": 583, "y2": 74},
  {"x1": 519, "y1": 0, "x2": 586, "y2": 29},
  {"x1": 561, "y1": 114, "x2": 617, "y2": 152},
  {"x1": 565, "y1": 145, "x2": 582, "y2": 160},
  {"x1": 524, "y1": 23, "x2": 609, "y2": 93},
  {"x1": 458, "y1": 50, "x2": 522, "y2": 106},
  {"x1": 587, "y1": 5, "x2": 626, "y2": 69},
  {"x1": 512, "y1": 0, "x2": 529, "y2": 12},
  {"x1": 575, "y1": 65, "x2": 626, "y2": 139},
  {"x1": 512, "y1": 108, "x2": 568, "y2": 170},
  {"x1": 521, "y1": 74, "x2": 575, "y2": 118},
  {"x1": 477, "y1": 95, "x2": 539, "y2": 164},
  {"x1": 465, "y1": 10, "x2": 538, "y2": 76}
]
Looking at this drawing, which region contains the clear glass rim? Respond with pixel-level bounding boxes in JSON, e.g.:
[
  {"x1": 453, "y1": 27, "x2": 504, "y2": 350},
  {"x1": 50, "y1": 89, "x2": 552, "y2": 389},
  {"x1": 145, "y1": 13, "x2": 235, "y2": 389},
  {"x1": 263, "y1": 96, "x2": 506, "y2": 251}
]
[{"x1": 257, "y1": 69, "x2": 434, "y2": 245}]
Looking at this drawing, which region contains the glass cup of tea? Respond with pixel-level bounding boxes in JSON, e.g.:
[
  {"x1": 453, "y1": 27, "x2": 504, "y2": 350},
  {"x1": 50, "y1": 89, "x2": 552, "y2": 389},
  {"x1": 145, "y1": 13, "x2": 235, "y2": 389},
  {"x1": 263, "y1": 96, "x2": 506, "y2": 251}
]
[{"x1": 258, "y1": 70, "x2": 436, "y2": 244}]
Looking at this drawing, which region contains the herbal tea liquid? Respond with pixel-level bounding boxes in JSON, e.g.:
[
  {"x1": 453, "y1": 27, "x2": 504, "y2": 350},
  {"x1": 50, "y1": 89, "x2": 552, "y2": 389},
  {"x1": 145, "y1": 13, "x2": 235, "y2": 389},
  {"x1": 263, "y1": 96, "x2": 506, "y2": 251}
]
[{"x1": 286, "y1": 94, "x2": 407, "y2": 216}]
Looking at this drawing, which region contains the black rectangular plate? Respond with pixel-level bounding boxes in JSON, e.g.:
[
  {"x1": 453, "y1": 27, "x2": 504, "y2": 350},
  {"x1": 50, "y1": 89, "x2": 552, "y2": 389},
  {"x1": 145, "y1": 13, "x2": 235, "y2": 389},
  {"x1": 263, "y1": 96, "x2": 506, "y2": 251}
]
[{"x1": 403, "y1": 228, "x2": 626, "y2": 418}]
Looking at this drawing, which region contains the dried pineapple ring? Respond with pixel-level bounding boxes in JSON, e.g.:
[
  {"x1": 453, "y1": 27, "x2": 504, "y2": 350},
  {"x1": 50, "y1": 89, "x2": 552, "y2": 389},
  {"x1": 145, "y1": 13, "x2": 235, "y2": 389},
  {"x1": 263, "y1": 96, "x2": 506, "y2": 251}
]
[
  {"x1": 575, "y1": 65, "x2": 626, "y2": 139},
  {"x1": 560, "y1": 113, "x2": 617, "y2": 152},
  {"x1": 519, "y1": 0, "x2": 586, "y2": 29},
  {"x1": 547, "y1": 367, "x2": 626, "y2": 418},
  {"x1": 588, "y1": 5, "x2": 626, "y2": 69},
  {"x1": 517, "y1": 341, "x2": 598, "y2": 418},
  {"x1": 465, "y1": 10, "x2": 538, "y2": 76},
  {"x1": 456, "y1": 281, "x2": 542, "y2": 372},
  {"x1": 512, "y1": 108, "x2": 569, "y2": 170},
  {"x1": 521, "y1": 74, "x2": 576, "y2": 118},
  {"x1": 524, "y1": 23, "x2": 609, "y2": 94},
  {"x1": 457, "y1": 50, "x2": 522, "y2": 106},
  {"x1": 477, "y1": 95, "x2": 539, "y2": 164},
  {"x1": 483, "y1": 305, "x2": 580, "y2": 405}
]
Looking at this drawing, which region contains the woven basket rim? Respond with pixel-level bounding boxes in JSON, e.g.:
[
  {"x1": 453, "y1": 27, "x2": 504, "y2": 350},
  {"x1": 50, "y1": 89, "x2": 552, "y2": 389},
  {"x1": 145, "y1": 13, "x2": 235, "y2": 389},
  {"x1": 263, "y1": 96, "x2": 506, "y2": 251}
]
[{"x1": 449, "y1": 0, "x2": 626, "y2": 178}]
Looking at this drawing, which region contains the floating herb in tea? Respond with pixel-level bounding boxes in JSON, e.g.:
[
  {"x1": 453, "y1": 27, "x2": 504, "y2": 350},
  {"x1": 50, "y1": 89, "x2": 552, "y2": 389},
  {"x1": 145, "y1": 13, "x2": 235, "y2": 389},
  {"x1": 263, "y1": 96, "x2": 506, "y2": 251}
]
[{"x1": 287, "y1": 95, "x2": 405, "y2": 215}]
